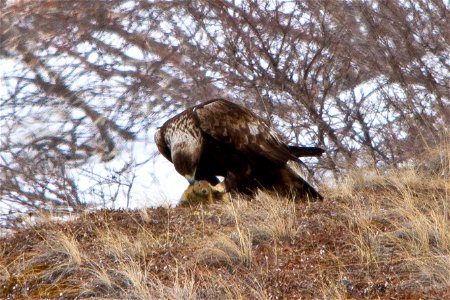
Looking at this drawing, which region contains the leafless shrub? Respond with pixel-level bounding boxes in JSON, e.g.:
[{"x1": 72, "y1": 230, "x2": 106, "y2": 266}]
[{"x1": 1, "y1": 0, "x2": 448, "y2": 225}]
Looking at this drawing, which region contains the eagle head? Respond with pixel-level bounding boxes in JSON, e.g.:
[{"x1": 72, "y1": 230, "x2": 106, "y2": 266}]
[
  {"x1": 170, "y1": 130, "x2": 203, "y2": 184},
  {"x1": 172, "y1": 147, "x2": 199, "y2": 184}
]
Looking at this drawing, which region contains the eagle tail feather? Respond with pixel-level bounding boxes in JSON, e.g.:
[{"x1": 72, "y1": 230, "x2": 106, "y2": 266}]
[{"x1": 288, "y1": 146, "x2": 325, "y2": 157}]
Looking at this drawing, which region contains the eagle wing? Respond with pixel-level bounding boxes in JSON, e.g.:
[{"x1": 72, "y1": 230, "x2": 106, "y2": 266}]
[{"x1": 194, "y1": 99, "x2": 293, "y2": 164}]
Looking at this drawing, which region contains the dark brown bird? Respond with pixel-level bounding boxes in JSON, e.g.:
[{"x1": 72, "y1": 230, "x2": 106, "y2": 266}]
[{"x1": 155, "y1": 99, "x2": 324, "y2": 200}]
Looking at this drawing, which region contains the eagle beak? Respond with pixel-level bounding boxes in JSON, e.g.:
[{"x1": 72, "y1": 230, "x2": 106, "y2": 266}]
[{"x1": 184, "y1": 174, "x2": 195, "y2": 185}]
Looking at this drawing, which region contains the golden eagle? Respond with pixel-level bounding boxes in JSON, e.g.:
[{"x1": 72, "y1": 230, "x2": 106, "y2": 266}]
[{"x1": 155, "y1": 99, "x2": 324, "y2": 200}]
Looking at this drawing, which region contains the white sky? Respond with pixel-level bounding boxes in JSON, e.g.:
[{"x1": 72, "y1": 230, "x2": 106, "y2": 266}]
[{"x1": 99, "y1": 133, "x2": 189, "y2": 208}]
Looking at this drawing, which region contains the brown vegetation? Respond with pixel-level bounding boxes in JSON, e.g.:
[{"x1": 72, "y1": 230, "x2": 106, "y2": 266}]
[{"x1": 1, "y1": 166, "x2": 448, "y2": 299}]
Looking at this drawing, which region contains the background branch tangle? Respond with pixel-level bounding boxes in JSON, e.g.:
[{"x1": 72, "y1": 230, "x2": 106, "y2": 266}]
[{"x1": 0, "y1": 0, "x2": 448, "y2": 226}]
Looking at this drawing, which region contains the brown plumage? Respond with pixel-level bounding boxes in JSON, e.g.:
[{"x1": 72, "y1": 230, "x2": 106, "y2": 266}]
[{"x1": 155, "y1": 99, "x2": 324, "y2": 200}]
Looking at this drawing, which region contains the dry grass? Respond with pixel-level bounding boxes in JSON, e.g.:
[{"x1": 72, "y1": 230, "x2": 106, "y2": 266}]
[
  {"x1": 1, "y1": 157, "x2": 449, "y2": 298},
  {"x1": 339, "y1": 167, "x2": 450, "y2": 293}
]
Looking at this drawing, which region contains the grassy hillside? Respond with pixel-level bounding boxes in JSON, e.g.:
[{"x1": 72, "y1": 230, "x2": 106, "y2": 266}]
[{"x1": 1, "y1": 168, "x2": 449, "y2": 299}]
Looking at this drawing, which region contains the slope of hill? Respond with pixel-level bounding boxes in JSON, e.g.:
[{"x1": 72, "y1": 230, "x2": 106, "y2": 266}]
[{"x1": 1, "y1": 168, "x2": 449, "y2": 299}]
